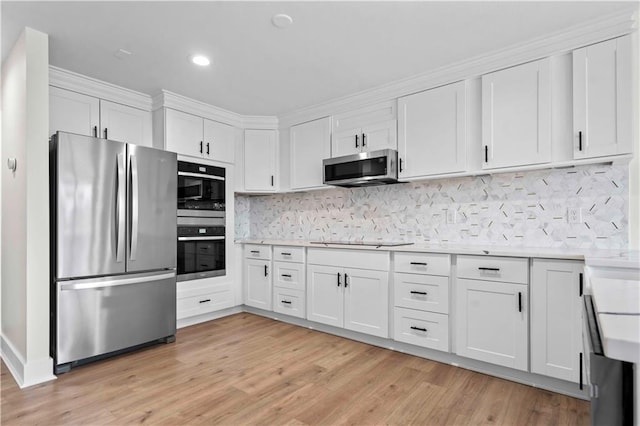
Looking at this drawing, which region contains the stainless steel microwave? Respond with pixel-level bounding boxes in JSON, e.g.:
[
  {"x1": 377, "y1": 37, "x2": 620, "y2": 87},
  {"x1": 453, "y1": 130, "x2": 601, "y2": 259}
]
[{"x1": 323, "y1": 149, "x2": 399, "y2": 187}]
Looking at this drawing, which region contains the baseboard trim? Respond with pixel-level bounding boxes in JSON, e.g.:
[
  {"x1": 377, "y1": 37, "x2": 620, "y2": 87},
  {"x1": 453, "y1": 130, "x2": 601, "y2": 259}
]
[
  {"x1": 177, "y1": 305, "x2": 243, "y2": 329},
  {"x1": 1, "y1": 335, "x2": 56, "y2": 389}
]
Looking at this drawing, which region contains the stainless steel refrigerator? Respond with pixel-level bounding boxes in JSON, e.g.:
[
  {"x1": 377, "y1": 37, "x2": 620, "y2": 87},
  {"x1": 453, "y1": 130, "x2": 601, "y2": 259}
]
[{"x1": 50, "y1": 131, "x2": 177, "y2": 374}]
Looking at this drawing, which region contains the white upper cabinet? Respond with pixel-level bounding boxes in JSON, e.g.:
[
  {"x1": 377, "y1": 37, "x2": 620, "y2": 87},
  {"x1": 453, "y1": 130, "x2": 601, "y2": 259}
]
[
  {"x1": 290, "y1": 117, "x2": 331, "y2": 190},
  {"x1": 482, "y1": 58, "x2": 551, "y2": 169},
  {"x1": 244, "y1": 129, "x2": 277, "y2": 192},
  {"x1": 573, "y1": 35, "x2": 633, "y2": 159},
  {"x1": 100, "y1": 100, "x2": 152, "y2": 146},
  {"x1": 49, "y1": 86, "x2": 151, "y2": 146},
  {"x1": 331, "y1": 101, "x2": 397, "y2": 157},
  {"x1": 164, "y1": 108, "x2": 235, "y2": 163},
  {"x1": 49, "y1": 86, "x2": 99, "y2": 138},
  {"x1": 398, "y1": 81, "x2": 467, "y2": 179}
]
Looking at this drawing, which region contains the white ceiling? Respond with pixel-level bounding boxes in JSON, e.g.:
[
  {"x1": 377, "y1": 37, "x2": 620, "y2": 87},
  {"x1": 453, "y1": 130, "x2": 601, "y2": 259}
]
[{"x1": 2, "y1": 1, "x2": 637, "y2": 116}]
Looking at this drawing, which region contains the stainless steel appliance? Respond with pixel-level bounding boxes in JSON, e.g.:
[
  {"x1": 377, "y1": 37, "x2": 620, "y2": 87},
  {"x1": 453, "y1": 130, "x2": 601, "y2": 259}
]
[
  {"x1": 583, "y1": 295, "x2": 634, "y2": 425},
  {"x1": 178, "y1": 161, "x2": 225, "y2": 218},
  {"x1": 50, "y1": 131, "x2": 177, "y2": 374},
  {"x1": 323, "y1": 149, "x2": 399, "y2": 187},
  {"x1": 177, "y1": 216, "x2": 225, "y2": 281}
]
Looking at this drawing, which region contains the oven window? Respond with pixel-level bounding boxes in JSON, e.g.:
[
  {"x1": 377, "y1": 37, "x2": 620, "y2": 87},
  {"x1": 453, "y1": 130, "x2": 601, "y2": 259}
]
[
  {"x1": 178, "y1": 175, "x2": 225, "y2": 211},
  {"x1": 177, "y1": 239, "x2": 225, "y2": 276}
]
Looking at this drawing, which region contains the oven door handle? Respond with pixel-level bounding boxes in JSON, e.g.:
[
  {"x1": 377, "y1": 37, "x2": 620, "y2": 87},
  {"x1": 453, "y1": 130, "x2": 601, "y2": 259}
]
[
  {"x1": 178, "y1": 236, "x2": 225, "y2": 241},
  {"x1": 178, "y1": 171, "x2": 225, "y2": 181}
]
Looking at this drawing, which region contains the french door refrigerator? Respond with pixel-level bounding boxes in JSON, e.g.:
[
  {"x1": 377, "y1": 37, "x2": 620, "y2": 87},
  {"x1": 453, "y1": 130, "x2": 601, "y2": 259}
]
[{"x1": 50, "y1": 131, "x2": 177, "y2": 374}]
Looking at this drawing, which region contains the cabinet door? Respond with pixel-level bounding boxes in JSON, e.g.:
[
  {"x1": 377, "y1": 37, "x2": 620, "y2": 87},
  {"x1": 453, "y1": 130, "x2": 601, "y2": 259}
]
[
  {"x1": 343, "y1": 268, "x2": 389, "y2": 338},
  {"x1": 100, "y1": 100, "x2": 152, "y2": 146},
  {"x1": 244, "y1": 259, "x2": 272, "y2": 310},
  {"x1": 306, "y1": 265, "x2": 344, "y2": 328},
  {"x1": 531, "y1": 260, "x2": 583, "y2": 383},
  {"x1": 398, "y1": 82, "x2": 466, "y2": 178},
  {"x1": 456, "y1": 278, "x2": 528, "y2": 371},
  {"x1": 361, "y1": 119, "x2": 397, "y2": 153},
  {"x1": 482, "y1": 58, "x2": 551, "y2": 169},
  {"x1": 573, "y1": 35, "x2": 632, "y2": 159},
  {"x1": 331, "y1": 128, "x2": 361, "y2": 157},
  {"x1": 165, "y1": 109, "x2": 204, "y2": 157},
  {"x1": 244, "y1": 129, "x2": 277, "y2": 192},
  {"x1": 203, "y1": 118, "x2": 235, "y2": 163},
  {"x1": 290, "y1": 117, "x2": 331, "y2": 190},
  {"x1": 49, "y1": 86, "x2": 99, "y2": 138}
]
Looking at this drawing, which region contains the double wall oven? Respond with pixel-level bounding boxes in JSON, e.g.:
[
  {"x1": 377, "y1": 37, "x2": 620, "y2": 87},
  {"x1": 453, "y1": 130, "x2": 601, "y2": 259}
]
[{"x1": 177, "y1": 160, "x2": 226, "y2": 281}]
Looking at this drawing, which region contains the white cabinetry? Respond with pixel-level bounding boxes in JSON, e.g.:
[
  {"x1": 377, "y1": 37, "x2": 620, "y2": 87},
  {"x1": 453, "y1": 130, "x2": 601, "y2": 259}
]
[
  {"x1": 244, "y1": 129, "x2": 278, "y2": 192},
  {"x1": 307, "y1": 249, "x2": 389, "y2": 338},
  {"x1": 482, "y1": 58, "x2": 551, "y2": 169},
  {"x1": 573, "y1": 35, "x2": 633, "y2": 159},
  {"x1": 243, "y1": 245, "x2": 272, "y2": 310},
  {"x1": 531, "y1": 259, "x2": 584, "y2": 384},
  {"x1": 164, "y1": 108, "x2": 235, "y2": 163},
  {"x1": 290, "y1": 117, "x2": 331, "y2": 190},
  {"x1": 331, "y1": 101, "x2": 397, "y2": 157},
  {"x1": 398, "y1": 81, "x2": 467, "y2": 178},
  {"x1": 455, "y1": 255, "x2": 529, "y2": 371},
  {"x1": 272, "y1": 246, "x2": 306, "y2": 318},
  {"x1": 393, "y1": 252, "x2": 451, "y2": 352},
  {"x1": 176, "y1": 279, "x2": 234, "y2": 321},
  {"x1": 50, "y1": 86, "x2": 152, "y2": 146}
]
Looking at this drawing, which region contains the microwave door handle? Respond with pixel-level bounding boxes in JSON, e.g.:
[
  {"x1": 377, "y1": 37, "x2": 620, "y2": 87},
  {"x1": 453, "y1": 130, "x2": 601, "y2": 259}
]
[
  {"x1": 130, "y1": 154, "x2": 139, "y2": 261},
  {"x1": 116, "y1": 153, "x2": 126, "y2": 263}
]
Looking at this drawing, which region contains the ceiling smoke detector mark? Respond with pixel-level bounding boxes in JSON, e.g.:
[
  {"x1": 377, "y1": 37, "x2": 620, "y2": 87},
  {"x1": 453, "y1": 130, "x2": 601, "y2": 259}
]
[
  {"x1": 272, "y1": 13, "x2": 293, "y2": 29},
  {"x1": 114, "y1": 48, "x2": 132, "y2": 60}
]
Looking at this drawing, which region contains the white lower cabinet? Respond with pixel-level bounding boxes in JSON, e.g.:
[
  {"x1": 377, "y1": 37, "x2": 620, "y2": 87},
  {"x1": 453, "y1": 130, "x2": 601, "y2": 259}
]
[
  {"x1": 244, "y1": 244, "x2": 273, "y2": 310},
  {"x1": 394, "y1": 308, "x2": 449, "y2": 351},
  {"x1": 176, "y1": 280, "x2": 234, "y2": 320},
  {"x1": 273, "y1": 288, "x2": 306, "y2": 318},
  {"x1": 272, "y1": 246, "x2": 306, "y2": 318},
  {"x1": 394, "y1": 272, "x2": 449, "y2": 314},
  {"x1": 455, "y1": 278, "x2": 528, "y2": 371},
  {"x1": 531, "y1": 259, "x2": 584, "y2": 384},
  {"x1": 306, "y1": 249, "x2": 389, "y2": 338}
]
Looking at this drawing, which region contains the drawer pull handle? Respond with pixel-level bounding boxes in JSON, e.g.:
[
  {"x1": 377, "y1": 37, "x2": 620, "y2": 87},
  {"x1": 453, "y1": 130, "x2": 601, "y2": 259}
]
[
  {"x1": 281, "y1": 300, "x2": 292, "y2": 305},
  {"x1": 199, "y1": 299, "x2": 211, "y2": 304},
  {"x1": 281, "y1": 274, "x2": 292, "y2": 278},
  {"x1": 410, "y1": 262, "x2": 427, "y2": 266},
  {"x1": 250, "y1": 250, "x2": 260, "y2": 254},
  {"x1": 281, "y1": 252, "x2": 292, "y2": 256},
  {"x1": 410, "y1": 326, "x2": 427, "y2": 332},
  {"x1": 478, "y1": 267, "x2": 500, "y2": 271},
  {"x1": 410, "y1": 291, "x2": 427, "y2": 296}
]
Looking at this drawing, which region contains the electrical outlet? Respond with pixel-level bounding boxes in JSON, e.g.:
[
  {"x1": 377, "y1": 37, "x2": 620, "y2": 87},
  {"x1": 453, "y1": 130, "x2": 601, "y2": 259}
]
[
  {"x1": 446, "y1": 209, "x2": 457, "y2": 224},
  {"x1": 568, "y1": 207, "x2": 582, "y2": 224}
]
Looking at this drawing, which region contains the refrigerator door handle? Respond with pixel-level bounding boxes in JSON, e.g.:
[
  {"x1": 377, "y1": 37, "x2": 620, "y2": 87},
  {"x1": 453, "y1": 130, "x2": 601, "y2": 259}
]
[
  {"x1": 116, "y1": 153, "x2": 126, "y2": 263},
  {"x1": 59, "y1": 271, "x2": 176, "y2": 291},
  {"x1": 130, "y1": 154, "x2": 139, "y2": 261}
]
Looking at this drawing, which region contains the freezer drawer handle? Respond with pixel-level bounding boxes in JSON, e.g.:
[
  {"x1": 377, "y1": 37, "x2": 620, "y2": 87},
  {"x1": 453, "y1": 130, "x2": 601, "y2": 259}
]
[
  {"x1": 410, "y1": 262, "x2": 427, "y2": 266},
  {"x1": 59, "y1": 272, "x2": 176, "y2": 291},
  {"x1": 410, "y1": 326, "x2": 427, "y2": 332},
  {"x1": 410, "y1": 291, "x2": 427, "y2": 296},
  {"x1": 199, "y1": 299, "x2": 211, "y2": 304},
  {"x1": 478, "y1": 267, "x2": 500, "y2": 271}
]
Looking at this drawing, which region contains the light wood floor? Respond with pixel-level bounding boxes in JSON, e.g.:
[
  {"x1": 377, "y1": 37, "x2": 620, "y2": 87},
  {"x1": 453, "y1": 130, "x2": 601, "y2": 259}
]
[{"x1": 2, "y1": 313, "x2": 589, "y2": 425}]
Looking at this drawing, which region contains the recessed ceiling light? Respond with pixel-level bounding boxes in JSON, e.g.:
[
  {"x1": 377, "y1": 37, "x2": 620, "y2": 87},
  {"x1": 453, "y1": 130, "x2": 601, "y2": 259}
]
[
  {"x1": 190, "y1": 54, "x2": 211, "y2": 67},
  {"x1": 272, "y1": 14, "x2": 293, "y2": 29}
]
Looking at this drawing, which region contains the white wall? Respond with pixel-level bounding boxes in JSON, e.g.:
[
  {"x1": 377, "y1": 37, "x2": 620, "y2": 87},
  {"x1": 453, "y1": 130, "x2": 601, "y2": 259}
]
[{"x1": 1, "y1": 27, "x2": 55, "y2": 387}]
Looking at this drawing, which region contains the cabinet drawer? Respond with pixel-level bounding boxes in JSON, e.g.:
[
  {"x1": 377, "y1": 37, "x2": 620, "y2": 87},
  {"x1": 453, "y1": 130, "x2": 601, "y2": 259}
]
[
  {"x1": 273, "y1": 288, "x2": 305, "y2": 319},
  {"x1": 394, "y1": 252, "x2": 450, "y2": 276},
  {"x1": 177, "y1": 285, "x2": 233, "y2": 320},
  {"x1": 273, "y1": 246, "x2": 305, "y2": 263},
  {"x1": 307, "y1": 248, "x2": 390, "y2": 271},
  {"x1": 244, "y1": 244, "x2": 271, "y2": 260},
  {"x1": 393, "y1": 308, "x2": 449, "y2": 352},
  {"x1": 394, "y1": 273, "x2": 449, "y2": 314},
  {"x1": 457, "y1": 255, "x2": 528, "y2": 284},
  {"x1": 274, "y1": 262, "x2": 305, "y2": 291}
]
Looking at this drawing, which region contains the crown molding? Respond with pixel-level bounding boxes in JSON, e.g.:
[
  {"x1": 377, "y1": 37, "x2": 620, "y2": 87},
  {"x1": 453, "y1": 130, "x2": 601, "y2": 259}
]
[
  {"x1": 152, "y1": 90, "x2": 245, "y2": 127},
  {"x1": 49, "y1": 66, "x2": 153, "y2": 111},
  {"x1": 278, "y1": 8, "x2": 637, "y2": 128},
  {"x1": 241, "y1": 115, "x2": 279, "y2": 130}
]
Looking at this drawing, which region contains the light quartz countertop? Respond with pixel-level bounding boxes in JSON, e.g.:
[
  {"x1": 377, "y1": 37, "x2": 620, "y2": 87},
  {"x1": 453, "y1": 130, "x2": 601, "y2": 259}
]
[{"x1": 237, "y1": 238, "x2": 639, "y2": 267}]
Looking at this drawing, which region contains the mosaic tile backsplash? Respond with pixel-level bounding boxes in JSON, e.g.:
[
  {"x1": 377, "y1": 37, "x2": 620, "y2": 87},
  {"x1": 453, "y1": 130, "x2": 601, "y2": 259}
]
[{"x1": 235, "y1": 163, "x2": 629, "y2": 249}]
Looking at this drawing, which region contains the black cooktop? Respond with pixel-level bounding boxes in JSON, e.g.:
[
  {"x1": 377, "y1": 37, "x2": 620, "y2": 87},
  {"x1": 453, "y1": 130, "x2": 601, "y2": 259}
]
[{"x1": 310, "y1": 241, "x2": 414, "y2": 247}]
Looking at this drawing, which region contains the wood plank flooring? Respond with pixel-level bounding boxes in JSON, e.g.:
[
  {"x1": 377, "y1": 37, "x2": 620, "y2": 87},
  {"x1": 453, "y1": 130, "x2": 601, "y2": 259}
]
[{"x1": 1, "y1": 313, "x2": 590, "y2": 425}]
